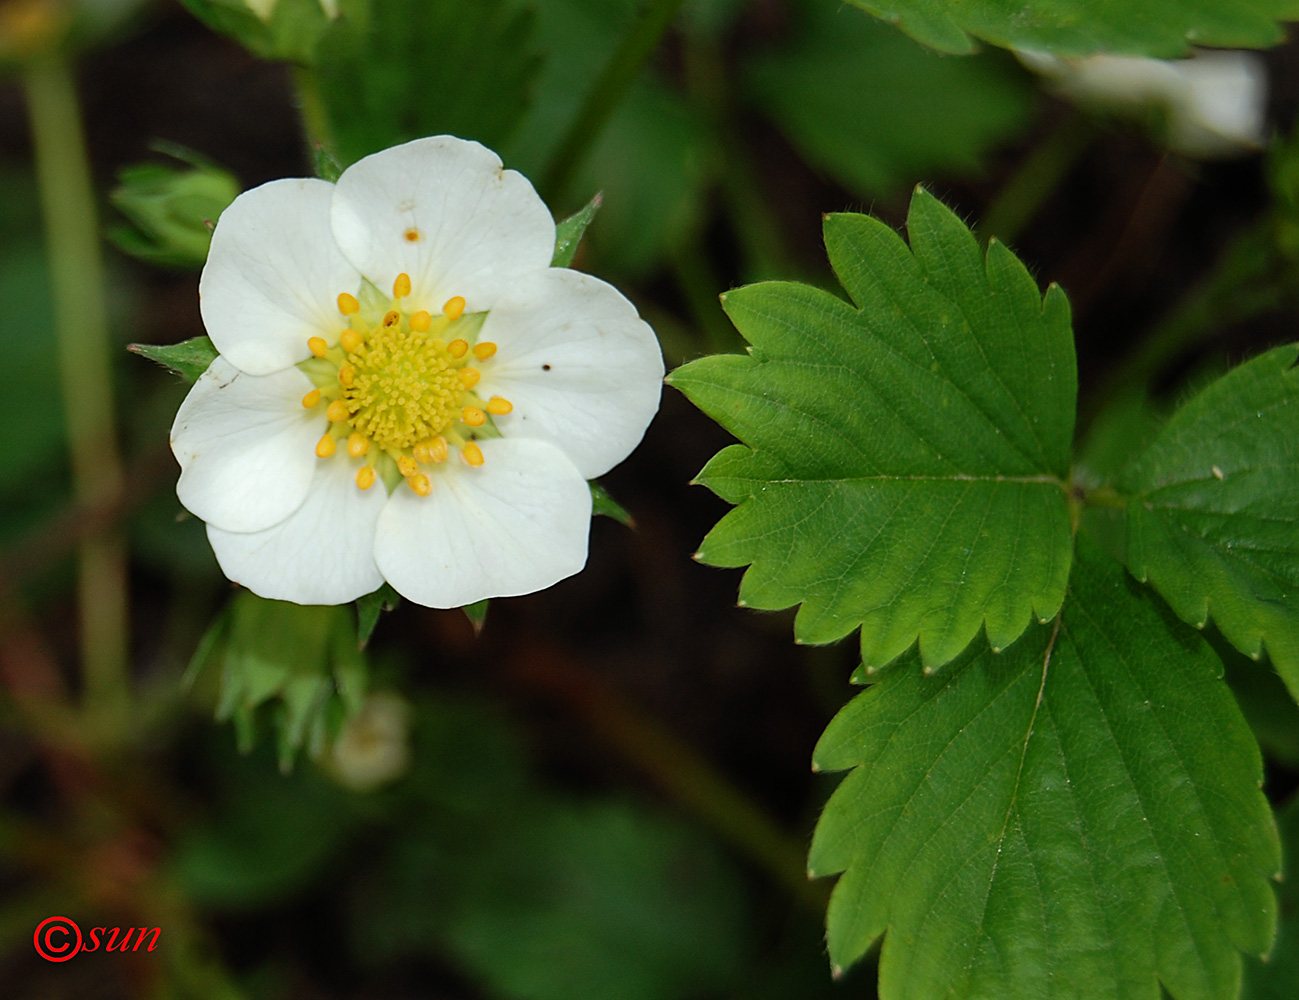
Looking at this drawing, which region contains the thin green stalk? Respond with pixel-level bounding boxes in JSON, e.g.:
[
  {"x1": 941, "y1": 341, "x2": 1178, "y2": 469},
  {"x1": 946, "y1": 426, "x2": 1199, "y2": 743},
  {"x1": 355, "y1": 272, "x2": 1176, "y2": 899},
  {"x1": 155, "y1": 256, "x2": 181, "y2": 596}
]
[
  {"x1": 293, "y1": 65, "x2": 338, "y2": 171},
  {"x1": 23, "y1": 55, "x2": 129, "y2": 713},
  {"x1": 980, "y1": 114, "x2": 1095, "y2": 247},
  {"x1": 540, "y1": 0, "x2": 689, "y2": 203}
]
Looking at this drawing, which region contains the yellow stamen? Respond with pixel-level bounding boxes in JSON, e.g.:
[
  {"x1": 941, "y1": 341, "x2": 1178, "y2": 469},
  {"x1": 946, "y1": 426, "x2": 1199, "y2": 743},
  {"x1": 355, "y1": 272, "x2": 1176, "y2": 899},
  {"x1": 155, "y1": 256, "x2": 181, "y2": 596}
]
[
  {"x1": 356, "y1": 465, "x2": 376, "y2": 490},
  {"x1": 341, "y1": 328, "x2": 364, "y2": 353},
  {"x1": 302, "y1": 389, "x2": 322, "y2": 408},
  {"x1": 397, "y1": 455, "x2": 419, "y2": 478},
  {"x1": 409, "y1": 473, "x2": 433, "y2": 497},
  {"x1": 486, "y1": 396, "x2": 513, "y2": 415},
  {"x1": 410, "y1": 310, "x2": 432, "y2": 332},
  {"x1": 448, "y1": 339, "x2": 468, "y2": 359},
  {"x1": 382, "y1": 310, "x2": 400, "y2": 328},
  {"x1": 443, "y1": 295, "x2": 466, "y2": 321},
  {"x1": 459, "y1": 367, "x2": 480, "y2": 389},
  {"x1": 338, "y1": 364, "x2": 355, "y2": 387},
  {"x1": 462, "y1": 406, "x2": 486, "y2": 427},
  {"x1": 472, "y1": 341, "x2": 497, "y2": 360},
  {"x1": 393, "y1": 272, "x2": 412, "y2": 299},
  {"x1": 413, "y1": 437, "x2": 448, "y2": 464},
  {"x1": 460, "y1": 441, "x2": 484, "y2": 467},
  {"x1": 308, "y1": 336, "x2": 328, "y2": 358},
  {"x1": 337, "y1": 293, "x2": 360, "y2": 316},
  {"x1": 347, "y1": 433, "x2": 369, "y2": 457},
  {"x1": 316, "y1": 434, "x2": 336, "y2": 458},
  {"x1": 327, "y1": 399, "x2": 350, "y2": 422}
]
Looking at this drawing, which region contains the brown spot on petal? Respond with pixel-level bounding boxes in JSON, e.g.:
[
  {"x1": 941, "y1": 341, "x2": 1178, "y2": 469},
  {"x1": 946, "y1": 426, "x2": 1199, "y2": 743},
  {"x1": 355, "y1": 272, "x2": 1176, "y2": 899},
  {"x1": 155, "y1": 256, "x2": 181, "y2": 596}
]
[{"x1": 403, "y1": 227, "x2": 423, "y2": 243}]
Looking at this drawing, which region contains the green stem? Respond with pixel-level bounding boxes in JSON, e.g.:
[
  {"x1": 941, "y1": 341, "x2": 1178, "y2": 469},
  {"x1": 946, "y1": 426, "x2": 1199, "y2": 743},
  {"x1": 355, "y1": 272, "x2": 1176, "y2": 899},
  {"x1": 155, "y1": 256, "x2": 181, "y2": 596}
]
[
  {"x1": 23, "y1": 55, "x2": 129, "y2": 714},
  {"x1": 540, "y1": 0, "x2": 689, "y2": 203},
  {"x1": 293, "y1": 66, "x2": 339, "y2": 175},
  {"x1": 980, "y1": 114, "x2": 1095, "y2": 247}
]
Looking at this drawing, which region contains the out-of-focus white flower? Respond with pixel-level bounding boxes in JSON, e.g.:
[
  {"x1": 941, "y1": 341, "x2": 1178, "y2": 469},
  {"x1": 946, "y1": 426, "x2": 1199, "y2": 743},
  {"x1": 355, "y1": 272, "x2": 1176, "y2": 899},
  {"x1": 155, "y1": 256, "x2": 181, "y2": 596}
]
[
  {"x1": 171, "y1": 136, "x2": 663, "y2": 608},
  {"x1": 1018, "y1": 49, "x2": 1268, "y2": 158},
  {"x1": 328, "y1": 693, "x2": 410, "y2": 792}
]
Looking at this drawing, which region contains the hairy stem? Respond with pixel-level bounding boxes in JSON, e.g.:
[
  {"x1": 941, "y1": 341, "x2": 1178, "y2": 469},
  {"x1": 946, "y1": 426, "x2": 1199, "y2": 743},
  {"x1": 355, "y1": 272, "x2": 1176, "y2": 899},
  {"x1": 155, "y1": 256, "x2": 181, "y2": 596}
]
[
  {"x1": 23, "y1": 54, "x2": 129, "y2": 713},
  {"x1": 540, "y1": 0, "x2": 689, "y2": 203}
]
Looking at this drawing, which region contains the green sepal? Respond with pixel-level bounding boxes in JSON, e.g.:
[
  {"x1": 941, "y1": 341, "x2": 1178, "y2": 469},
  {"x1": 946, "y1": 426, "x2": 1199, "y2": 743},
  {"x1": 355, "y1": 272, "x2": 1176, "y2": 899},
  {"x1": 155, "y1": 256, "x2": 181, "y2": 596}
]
[
  {"x1": 552, "y1": 193, "x2": 602, "y2": 268},
  {"x1": 590, "y1": 480, "x2": 632, "y2": 527},
  {"x1": 462, "y1": 600, "x2": 489, "y2": 633},
  {"x1": 356, "y1": 583, "x2": 401, "y2": 649},
  {"x1": 129, "y1": 336, "x2": 219, "y2": 384}
]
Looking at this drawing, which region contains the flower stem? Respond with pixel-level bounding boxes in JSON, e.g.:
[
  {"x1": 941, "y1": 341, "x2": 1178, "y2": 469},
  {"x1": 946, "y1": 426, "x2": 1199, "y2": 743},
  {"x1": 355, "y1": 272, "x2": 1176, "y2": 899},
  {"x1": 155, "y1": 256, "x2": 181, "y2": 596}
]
[
  {"x1": 540, "y1": 0, "x2": 689, "y2": 203},
  {"x1": 293, "y1": 65, "x2": 339, "y2": 173},
  {"x1": 23, "y1": 54, "x2": 129, "y2": 714}
]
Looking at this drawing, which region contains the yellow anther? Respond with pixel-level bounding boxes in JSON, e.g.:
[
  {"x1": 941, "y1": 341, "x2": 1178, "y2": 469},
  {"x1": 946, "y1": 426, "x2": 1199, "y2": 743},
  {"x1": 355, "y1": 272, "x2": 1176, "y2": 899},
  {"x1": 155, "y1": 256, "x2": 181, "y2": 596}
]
[
  {"x1": 337, "y1": 292, "x2": 360, "y2": 316},
  {"x1": 397, "y1": 455, "x2": 419, "y2": 478},
  {"x1": 459, "y1": 367, "x2": 480, "y2": 389},
  {"x1": 393, "y1": 272, "x2": 412, "y2": 299},
  {"x1": 316, "y1": 434, "x2": 337, "y2": 458},
  {"x1": 448, "y1": 339, "x2": 468, "y2": 358},
  {"x1": 308, "y1": 336, "x2": 328, "y2": 358},
  {"x1": 486, "y1": 396, "x2": 513, "y2": 415},
  {"x1": 443, "y1": 295, "x2": 466, "y2": 320},
  {"x1": 338, "y1": 364, "x2": 355, "y2": 387},
  {"x1": 414, "y1": 436, "x2": 448, "y2": 463},
  {"x1": 462, "y1": 406, "x2": 486, "y2": 427},
  {"x1": 340, "y1": 328, "x2": 364, "y2": 353},
  {"x1": 409, "y1": 473, "x2": 433, "y2": 497},
  {"x1": 410, "y1": 310, "x2": 432, "y2": 332},
  {"x1": 356, "y1": 465, "x2": 376, "y2": 490},
  {"x1": 327, "y1": 399, "x2": 351, "y2": 422},
  {"x1": 460, "y1": 441, "x2": 484, "y2": 467},
  {"x1": 347, "y1": 433, "x2": 369, "y2": 458},
  {"x1": 472, "y1": 341, "x2": 497, "y2": 361},
  {"x1": 302, "y1": 388, "x2": 322, "y2": 408},
  {"x1": 382, "y1": 310, "x2": 400, "y2": 328}
]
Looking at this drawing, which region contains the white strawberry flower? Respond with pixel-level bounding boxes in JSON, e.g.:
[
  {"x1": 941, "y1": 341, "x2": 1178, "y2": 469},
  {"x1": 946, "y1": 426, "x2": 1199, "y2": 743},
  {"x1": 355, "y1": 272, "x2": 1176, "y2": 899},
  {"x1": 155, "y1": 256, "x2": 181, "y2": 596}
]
[{"x1": 171, "y1": 136, "x2": 663, "y2": 608}]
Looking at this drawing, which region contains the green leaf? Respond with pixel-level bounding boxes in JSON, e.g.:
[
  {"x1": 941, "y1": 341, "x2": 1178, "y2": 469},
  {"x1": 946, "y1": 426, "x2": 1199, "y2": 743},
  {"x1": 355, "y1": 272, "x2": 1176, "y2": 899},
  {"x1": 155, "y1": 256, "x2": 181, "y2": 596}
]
[
  {"x1": 670, "y1": 189, "x2": 1075, "y2": 670},
  {"x1": 314, "y1": 0, "x2": 540, "y2": 167},
  {"x1": 744, "y1": 3, "x2": 1033, "y2": 198},
  {"x1": 1243, "y1": 796, "x2": 1299, "y2": 1000},
  {"x1": 842, "y1": 0, "x2": 1299, "y2": 57},
  {"x1": 1117, "y1": 344, "x2": 1299, "y2": 701},
  {"x1": 590, "y1": 480, "x2": 633, "y2": 527},
  {"x1": 810, "y1": 539, "x2": 1280, "y2": 996},
  {"x1": 129, "y1": 336, "x2": 219, "y2": 384},
  {"x1": 552, "y1": 192, "x2": 601, "y2": 267}
]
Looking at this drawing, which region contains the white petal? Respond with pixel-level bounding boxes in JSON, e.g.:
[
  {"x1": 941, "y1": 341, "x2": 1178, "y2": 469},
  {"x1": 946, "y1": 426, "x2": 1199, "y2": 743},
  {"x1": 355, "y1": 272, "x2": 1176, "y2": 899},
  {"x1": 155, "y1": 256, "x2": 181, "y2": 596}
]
[
  {"x1": 200, "y1": 178, "x2": 360, "y2": 375},
  {"x1": 476, "y1": 268, "x2": 664, "y2": 478},
  {"x1": 373, "y1": 438, "x2": 592, "y2": 608},
  {"x1": 329, "y1": 136, "x2": 555, "y2": 315},
  {"x1": 207, "y1": 454, "x2": 387, "y2": 605},
  {"x1": 171, "y1": 358, "x2": 323, "y2": 533}
]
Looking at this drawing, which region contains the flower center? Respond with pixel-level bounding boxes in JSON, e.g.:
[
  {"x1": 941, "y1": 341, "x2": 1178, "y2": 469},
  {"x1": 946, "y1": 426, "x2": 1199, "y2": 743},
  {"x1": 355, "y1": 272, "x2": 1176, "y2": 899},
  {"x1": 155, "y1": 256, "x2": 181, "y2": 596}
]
[
  {"x1": 297, "y1": 273, "x2": 514, "y2": 497},
  {"x1": 345, "y1": 315, "x2": 464, "y2": 452}
]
